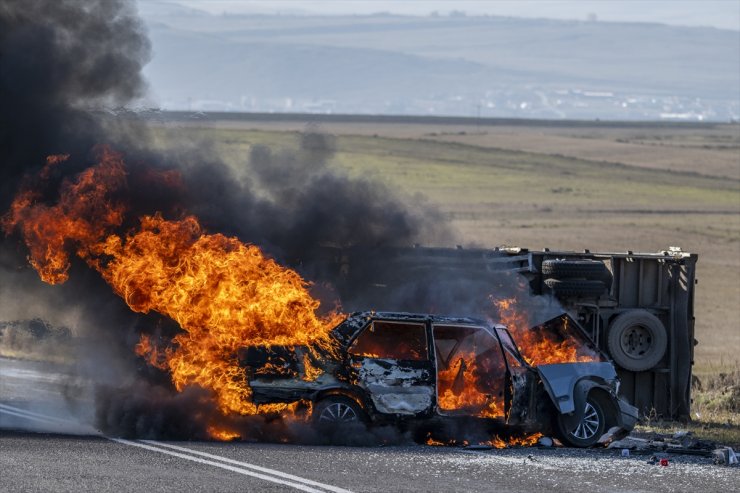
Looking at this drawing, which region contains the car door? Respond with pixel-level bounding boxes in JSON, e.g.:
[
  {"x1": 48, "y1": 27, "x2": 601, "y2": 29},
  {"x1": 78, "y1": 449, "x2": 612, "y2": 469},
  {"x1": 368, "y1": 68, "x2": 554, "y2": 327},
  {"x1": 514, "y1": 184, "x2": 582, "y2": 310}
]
[
  {"x1": 347, "y1": 319, "x2": 435, "y2": 416},
  {"x1": 494, "y1": 326, "x2": 539, "y2": 424},
  {"x1": 432, "y1": 324, "x2": 507, "y2": 419}
]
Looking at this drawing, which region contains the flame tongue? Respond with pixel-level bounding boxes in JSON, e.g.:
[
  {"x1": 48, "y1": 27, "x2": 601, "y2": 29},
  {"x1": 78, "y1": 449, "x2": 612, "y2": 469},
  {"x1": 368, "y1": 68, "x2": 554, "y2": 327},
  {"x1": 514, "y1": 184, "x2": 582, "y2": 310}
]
[
  {"x1": 495, "y1": 298, "x2": 598, "y2": 366},
  {"x1": 2, "y1": 148, "x2": 128, "y2": 284},
  {"x1": 3, "y1": 147, "x2": 343, "y2": 419}
]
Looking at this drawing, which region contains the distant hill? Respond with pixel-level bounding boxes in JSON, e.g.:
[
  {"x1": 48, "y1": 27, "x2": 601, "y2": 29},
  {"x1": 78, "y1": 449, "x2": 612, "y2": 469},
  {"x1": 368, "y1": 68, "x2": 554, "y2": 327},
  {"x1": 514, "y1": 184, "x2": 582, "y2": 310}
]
[{"x1": 138, "y1": 6, "x2": 739, "y2": 120}]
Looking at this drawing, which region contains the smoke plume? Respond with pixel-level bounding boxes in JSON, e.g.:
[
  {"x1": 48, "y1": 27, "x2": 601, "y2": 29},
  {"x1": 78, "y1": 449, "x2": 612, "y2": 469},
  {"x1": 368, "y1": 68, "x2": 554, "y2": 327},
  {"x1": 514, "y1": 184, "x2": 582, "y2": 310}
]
[{"x1": 0, "y1": 0, "x2": 454, "y2": 440}]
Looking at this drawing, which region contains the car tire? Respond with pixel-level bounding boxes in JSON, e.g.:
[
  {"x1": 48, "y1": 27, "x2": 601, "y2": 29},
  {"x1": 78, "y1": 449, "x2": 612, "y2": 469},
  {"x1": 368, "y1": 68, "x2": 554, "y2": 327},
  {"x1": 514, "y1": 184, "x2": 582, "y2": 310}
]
[
  {"x1": 542, "y1": 259, "x2": 612, "y2": 288},
  {"x1": 313, "y1": 395, "x2": 367, "y2": 430},
  {"x1": 607, "y1": 310, "x2": 667, "y2": 372},
  {"x1": 544, "y1": 278, "x2": 606, "y2": 298},
  {"x1": 556, "y1": 393, "x2": 611, "y2": 447}
]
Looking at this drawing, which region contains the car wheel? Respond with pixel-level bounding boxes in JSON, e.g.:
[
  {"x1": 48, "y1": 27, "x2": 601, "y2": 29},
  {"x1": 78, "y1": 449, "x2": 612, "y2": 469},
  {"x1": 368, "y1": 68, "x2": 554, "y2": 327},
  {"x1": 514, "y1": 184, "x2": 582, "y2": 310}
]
[
  {"x1": 313, "y1": 396, "x2": 366, "y2": 429},
  {"x1": 557, "y1": 395, "x2": 608, "y2": 447},
  {"x1": 607, "y1": 310, "x2": 667, "y2": 371}
]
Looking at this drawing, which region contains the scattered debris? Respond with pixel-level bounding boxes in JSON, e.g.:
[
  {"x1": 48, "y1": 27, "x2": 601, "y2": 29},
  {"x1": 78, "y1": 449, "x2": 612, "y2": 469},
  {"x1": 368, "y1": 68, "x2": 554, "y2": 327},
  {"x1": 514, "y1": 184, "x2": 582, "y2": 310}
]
[
  {"x1": 607, "y1": 429, "x2": 740, "y2": 468},
  {"x1": 712, "y1": 447, "x2": 739, "y2": 466},
  {"x1": 598, "y1": 426, "x2": 624, "y2": 446},
  {"x1": 607, "y1": 436, "x2": 651, "y2": 451},
  {"x1": 538, "y1": 436, "x2": 554, "y2": 447}
]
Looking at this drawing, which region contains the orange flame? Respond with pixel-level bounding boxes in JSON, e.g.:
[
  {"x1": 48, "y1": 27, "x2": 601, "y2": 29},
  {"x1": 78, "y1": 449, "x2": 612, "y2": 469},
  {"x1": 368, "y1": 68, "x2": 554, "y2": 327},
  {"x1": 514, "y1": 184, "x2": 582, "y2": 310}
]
[
  {"x1": 302, "y1": 353, "x2": 323, "y2": 382},
  {"x1": 425, "y1": 432, "x2": 543, "y2": 448},
  {"x1": 494, "y1": 298, "x2": 597, "y2": 366},
  {"x1": 3, "y1": 147, "x2": 344, "y2": 431},
  {"x1": 482, "y1": 432, "x2": 543, "y2": 449},
  {"x1": 437, "y1": 352, "x2": 504, "y2": 418},
  {"x1": 2, "y1": 147, "x2": 127, "y2": 284},
  {"x1": 425, "y1": 434, "x2": 445, "y2": 446}
]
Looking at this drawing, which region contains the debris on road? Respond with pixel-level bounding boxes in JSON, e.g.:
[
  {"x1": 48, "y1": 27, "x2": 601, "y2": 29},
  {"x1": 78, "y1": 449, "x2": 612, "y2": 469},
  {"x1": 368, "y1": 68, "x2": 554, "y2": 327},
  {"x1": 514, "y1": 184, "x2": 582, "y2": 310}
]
[
  {"x1": 606, "y1": 429, "x2": 740, "y2": 468},
  {"x1": 712, "y1": 447, "x2": 739, "y2": 466}
]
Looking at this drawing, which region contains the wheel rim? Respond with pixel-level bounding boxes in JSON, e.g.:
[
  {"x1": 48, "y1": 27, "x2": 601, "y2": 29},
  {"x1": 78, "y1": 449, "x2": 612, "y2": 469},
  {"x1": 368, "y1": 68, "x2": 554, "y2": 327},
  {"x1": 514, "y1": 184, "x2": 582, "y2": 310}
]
[
  {"x1": 319, "y1": 402, "x2": 358, "y2": 423},
  {"x1": 620, "y1": 325, "x2": 652, "y2": 357},
  {"x1": 571, "y1": 402, "x2": 600, "y2": 440}
]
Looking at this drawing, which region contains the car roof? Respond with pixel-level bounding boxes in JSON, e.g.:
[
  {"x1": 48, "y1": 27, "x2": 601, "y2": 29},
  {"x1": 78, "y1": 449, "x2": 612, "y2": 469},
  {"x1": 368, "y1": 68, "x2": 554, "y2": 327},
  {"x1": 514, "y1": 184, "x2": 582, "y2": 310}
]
[{"x1": 331, "y1": 311, "x2": 502, "y2": 345}]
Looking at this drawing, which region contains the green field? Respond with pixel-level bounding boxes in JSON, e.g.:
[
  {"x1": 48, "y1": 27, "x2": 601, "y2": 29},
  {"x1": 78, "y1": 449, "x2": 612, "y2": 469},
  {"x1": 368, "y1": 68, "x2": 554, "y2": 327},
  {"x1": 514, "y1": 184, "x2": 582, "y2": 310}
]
[{"x1": 149, "y1": 121, "x2": 740, "y2": 376}]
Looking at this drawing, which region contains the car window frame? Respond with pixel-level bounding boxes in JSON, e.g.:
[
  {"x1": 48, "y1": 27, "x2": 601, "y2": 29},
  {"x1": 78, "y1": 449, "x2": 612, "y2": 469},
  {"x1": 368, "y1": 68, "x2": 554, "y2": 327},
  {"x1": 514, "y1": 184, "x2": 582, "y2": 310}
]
[
  {"x1": 431, "y1": 323, "x2": 511, "y2": 416},
  {"x1": 347, "y1": 318, "x2": 432, "y2": 362}
]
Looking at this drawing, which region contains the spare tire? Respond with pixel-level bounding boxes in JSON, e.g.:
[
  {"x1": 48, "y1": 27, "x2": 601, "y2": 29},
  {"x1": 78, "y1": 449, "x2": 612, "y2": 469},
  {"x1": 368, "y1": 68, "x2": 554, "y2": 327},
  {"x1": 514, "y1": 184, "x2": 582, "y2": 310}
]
[
  {"x1": 544, "y1": 278, "x2": 606, "y2": 298},
  {"x1": 607, "y1": 310, "x2": 667, "y2": 372},
  {"x1": 542, "y1": 259, "x2": 612, "y2": 289}
]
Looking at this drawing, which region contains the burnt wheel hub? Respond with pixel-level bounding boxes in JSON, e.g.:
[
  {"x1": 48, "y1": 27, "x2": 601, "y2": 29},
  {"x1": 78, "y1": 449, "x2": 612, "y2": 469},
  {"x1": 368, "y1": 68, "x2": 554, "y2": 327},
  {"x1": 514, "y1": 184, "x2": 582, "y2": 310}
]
[{"x1": 319, "y1": 402, "x2": 358, "y2": 423}]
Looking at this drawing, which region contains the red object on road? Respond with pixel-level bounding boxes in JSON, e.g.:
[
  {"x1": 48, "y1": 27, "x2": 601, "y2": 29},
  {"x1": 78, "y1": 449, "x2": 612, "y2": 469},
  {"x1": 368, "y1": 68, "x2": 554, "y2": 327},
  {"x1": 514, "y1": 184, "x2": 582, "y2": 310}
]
[{"x1": 660, "y1": 458, "x2": 669, "y2": 467}]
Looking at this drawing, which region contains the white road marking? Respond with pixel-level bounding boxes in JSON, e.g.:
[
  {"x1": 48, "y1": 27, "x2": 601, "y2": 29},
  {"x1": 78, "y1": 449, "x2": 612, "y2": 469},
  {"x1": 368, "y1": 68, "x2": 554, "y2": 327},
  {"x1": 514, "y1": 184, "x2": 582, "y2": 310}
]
[
  {"x1": 0, "y1": 407, "x2": 59, "y2": 424},
  {"x1": 0, "y1": 403, "x2": 78, "y2": 425},
  {"x1": 1, "y1": 404, "x2": 353, "y2": 493},
  {"x1": 112, "y1": 438, "x2": 335, "y2": 493},
  {"x1": 142, "y1": 440, "x2": 353, "y2": 493}
]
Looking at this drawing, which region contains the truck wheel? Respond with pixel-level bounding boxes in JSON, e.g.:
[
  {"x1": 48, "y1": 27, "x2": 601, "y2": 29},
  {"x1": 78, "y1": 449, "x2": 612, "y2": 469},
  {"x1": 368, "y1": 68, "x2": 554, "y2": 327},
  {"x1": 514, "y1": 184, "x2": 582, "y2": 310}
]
[
  {"x1": 556, "y1": 393, "x2": 611, "y2": 447},
  {"x1": 607, "y1": 310, "x2": 667, "y2": 371},
  {"x1": 542, "y1": 259, "x2": 612, "y2": 289},
  {"x1": 313, "y1": 396, "x2": 367, "y2": 429},
  {"x1": 544, "y1": 278, "x2": 606, "y2": 298}
]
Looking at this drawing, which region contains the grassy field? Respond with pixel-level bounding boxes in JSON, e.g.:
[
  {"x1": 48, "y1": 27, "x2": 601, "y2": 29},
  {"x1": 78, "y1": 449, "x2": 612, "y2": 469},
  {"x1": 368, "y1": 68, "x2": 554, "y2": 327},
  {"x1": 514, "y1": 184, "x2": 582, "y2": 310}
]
[{"x1": 149, "y1": 119, "x2": 739, "y2": 378}]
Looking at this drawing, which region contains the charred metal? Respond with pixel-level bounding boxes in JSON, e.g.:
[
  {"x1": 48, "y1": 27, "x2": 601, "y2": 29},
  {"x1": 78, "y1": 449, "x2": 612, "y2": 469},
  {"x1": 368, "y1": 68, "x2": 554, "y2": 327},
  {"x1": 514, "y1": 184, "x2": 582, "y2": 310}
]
[{"x1": 238, "y1": 311, "x2": 638, "y2": 447}]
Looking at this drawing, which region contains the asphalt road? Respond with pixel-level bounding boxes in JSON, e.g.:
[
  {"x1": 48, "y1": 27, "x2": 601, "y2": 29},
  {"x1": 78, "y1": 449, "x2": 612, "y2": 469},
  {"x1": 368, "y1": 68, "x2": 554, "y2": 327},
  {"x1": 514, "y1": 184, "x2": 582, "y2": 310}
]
[{"x1": 1, "y1": 356, "x2": 737, "y2": 492}]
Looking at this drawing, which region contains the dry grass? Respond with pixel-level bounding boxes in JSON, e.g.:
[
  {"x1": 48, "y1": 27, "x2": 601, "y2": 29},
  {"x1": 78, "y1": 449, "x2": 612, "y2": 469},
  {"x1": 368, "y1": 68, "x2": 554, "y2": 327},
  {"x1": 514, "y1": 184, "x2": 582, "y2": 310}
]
[
  {"x1": 169, "y1": 119, "x2": 740, "y2": 180},
  {"x1": 639, "y1": 369, "x2": 740, "y2": 447}
]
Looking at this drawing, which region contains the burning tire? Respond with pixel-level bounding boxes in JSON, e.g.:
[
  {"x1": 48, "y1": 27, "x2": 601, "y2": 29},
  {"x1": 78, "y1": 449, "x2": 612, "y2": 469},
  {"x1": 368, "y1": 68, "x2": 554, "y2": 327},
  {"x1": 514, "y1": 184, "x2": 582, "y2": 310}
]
[
  {"x1": 607, "y1": 310, "x2": 667, "y2": 372},
  {"x1": 556, "y1": 394, "x2": 611, "y2": 447},
  {"x1": 313, "y1": 396, "x2": 367, "y2": 429},
  {"x1": 544, "y1": 278, "x2": 606, "y2": 298},
  {"x1": 542, "y1": 259, "x2": 612, "y2": 289}
]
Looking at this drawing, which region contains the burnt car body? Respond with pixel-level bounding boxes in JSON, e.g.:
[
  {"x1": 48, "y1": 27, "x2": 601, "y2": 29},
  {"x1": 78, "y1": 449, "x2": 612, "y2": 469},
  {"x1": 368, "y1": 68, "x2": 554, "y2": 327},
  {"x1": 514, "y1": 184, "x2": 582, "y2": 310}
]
[{"x1": 239, "y1": 312, "x2": 638, "y2": 447}]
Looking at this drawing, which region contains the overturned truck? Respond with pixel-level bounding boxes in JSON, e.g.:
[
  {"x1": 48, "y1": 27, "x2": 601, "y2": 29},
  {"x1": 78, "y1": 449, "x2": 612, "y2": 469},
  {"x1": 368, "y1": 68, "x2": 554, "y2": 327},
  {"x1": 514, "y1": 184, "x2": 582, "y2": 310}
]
[{"x1": 309, "y1": 246, "x2": 697, "y2": 420}]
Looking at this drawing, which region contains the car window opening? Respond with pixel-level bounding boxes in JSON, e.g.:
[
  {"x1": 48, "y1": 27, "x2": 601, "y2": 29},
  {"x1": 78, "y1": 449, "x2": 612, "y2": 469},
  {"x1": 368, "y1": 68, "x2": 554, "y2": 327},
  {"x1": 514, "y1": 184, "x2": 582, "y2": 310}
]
[
  {"x1": 433, "y1": 325, "x2": 506, "y2": 418},
  {"x1": 349, "y1": 321, "x2": 429, "y2": 360}
]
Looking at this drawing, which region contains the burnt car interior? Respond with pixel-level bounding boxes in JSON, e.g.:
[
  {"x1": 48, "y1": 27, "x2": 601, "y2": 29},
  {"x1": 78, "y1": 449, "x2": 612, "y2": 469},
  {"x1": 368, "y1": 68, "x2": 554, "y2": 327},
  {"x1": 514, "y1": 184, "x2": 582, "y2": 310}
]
[
  {"x1": 348, "y1": 321, "x2": 429, "y2": 361},
  {"x1": 433, "y1": 324, "x2": 507, "y2": 418}
]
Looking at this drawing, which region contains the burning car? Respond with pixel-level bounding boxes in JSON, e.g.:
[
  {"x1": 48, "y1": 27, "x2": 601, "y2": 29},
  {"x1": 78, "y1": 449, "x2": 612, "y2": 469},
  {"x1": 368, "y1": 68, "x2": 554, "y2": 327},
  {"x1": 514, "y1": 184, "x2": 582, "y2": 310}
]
[{"x1": 239, "y1": 311, "x2": 638, "y2": 447}]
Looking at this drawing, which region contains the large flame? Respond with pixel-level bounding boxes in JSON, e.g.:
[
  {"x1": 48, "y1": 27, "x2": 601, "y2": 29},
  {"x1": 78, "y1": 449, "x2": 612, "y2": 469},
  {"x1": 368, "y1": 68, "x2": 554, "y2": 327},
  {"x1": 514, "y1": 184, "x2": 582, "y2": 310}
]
[
  {"x1": 436, "y1": 352, "x2": 504, "y2": 418},
  {"x1": 3, "y1": 147, "x2": 343, "y2": 426},
  {"x1": 494, "y1": 298, "x2": 598, "y2": 366}
]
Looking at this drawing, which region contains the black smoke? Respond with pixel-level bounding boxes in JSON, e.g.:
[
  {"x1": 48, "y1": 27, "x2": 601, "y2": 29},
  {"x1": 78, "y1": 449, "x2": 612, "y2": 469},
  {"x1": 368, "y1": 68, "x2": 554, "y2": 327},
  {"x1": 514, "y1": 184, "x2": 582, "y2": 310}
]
[
  {"x1": 0, "y1": 0, "x2": 456, "y2": 440},
  {"x1": 0, "y1": 0, "x2": 150, "y2": 209}
]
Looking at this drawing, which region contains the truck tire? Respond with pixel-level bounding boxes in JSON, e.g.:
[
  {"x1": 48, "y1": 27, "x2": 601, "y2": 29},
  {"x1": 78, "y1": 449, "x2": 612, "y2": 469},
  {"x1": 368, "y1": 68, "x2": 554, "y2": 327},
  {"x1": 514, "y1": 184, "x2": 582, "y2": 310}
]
[
  {"x1": 542, "y1": 259, "x2": 612, "y2": 289},
  {"x1": 607, "y1": 310, "x2": 667, "y2": 372},
  {"x1": 544, "y1": 278, "x2": 606, "y2": 298}
]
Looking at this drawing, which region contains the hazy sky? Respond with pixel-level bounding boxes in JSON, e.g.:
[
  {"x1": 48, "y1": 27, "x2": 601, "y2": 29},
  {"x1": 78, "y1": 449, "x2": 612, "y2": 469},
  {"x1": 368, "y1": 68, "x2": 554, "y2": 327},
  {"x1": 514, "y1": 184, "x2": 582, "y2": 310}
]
[{"x1": 171, "y1": 0, "x2": 740, "y2": 30}]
